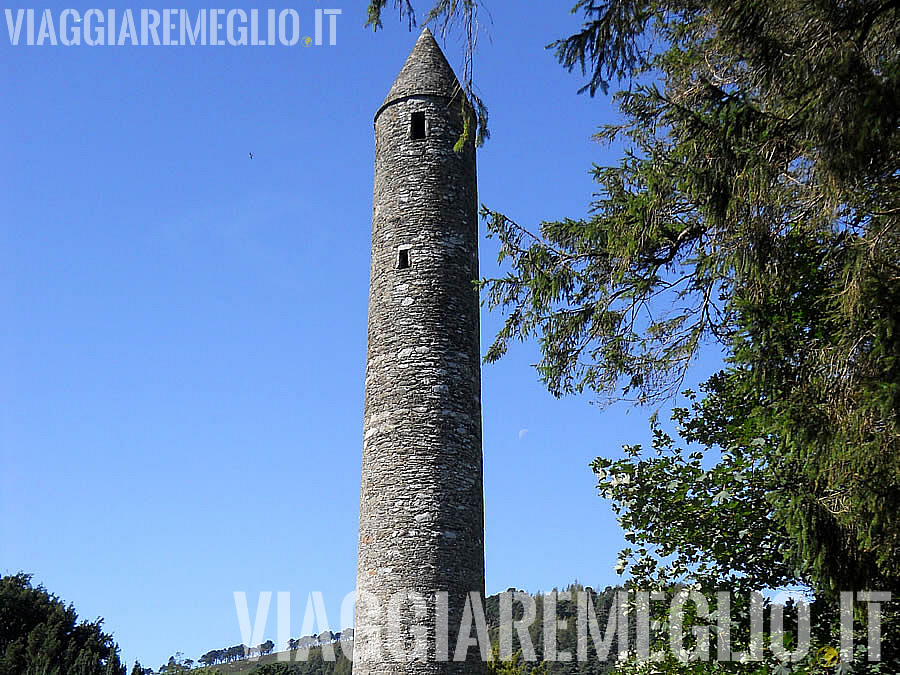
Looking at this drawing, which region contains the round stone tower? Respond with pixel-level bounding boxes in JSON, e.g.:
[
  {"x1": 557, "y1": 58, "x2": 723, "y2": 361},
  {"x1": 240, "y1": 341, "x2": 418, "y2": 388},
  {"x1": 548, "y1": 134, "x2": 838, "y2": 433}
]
[{"x1": 355, "y1": 28, "x2": 486, "y2": 674}]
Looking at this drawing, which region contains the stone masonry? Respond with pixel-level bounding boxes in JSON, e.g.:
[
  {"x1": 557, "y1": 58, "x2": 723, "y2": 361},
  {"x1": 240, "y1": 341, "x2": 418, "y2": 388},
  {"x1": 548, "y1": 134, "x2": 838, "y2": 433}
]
[{"x1": 354, "y1": 28, "x2": 486, "y2": 675}]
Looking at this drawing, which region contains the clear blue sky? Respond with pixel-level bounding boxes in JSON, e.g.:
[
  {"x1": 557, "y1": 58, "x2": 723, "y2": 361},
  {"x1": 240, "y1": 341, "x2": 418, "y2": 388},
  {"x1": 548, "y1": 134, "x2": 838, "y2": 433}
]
[{"x1": 1, "y1": 1, "x2": 723, "y2": 669}]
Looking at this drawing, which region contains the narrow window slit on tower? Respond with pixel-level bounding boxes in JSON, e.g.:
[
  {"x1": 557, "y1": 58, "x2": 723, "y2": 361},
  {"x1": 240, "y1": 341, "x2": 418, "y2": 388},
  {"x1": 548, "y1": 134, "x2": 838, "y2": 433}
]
[
  {"x1": 411, "y1": 112, "x2": 426, "y2": 139},
  {"x1": 398, "y1": 248, "x2": 411, "y2": 269}
]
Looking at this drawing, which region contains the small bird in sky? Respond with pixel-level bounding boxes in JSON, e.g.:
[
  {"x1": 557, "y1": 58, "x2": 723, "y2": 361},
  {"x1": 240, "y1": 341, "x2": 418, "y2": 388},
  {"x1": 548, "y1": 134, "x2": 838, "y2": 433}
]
[{"x1": 248, "y1": 152, "x2": 254, "y2": 159}]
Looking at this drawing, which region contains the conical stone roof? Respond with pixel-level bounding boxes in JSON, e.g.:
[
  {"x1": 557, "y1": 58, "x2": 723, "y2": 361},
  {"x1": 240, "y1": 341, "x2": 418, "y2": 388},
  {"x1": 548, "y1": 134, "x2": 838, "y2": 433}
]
[{"x1": 377, "y1": 27, "x2": 464, "y2": 117}]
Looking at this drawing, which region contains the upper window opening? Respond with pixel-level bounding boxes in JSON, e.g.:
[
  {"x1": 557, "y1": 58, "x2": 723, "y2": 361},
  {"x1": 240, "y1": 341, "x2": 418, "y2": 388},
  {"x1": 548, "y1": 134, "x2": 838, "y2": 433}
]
[
  {"x1": 398, "y1": 248, "x2": 411, "y2": 269},
  {"x1": 411, "y1": 112, "x2": 426, "y2": 140}
]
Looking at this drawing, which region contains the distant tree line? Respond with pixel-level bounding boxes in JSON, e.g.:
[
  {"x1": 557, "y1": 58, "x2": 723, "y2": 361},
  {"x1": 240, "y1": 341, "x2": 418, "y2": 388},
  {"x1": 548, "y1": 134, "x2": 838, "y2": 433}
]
[
  {"x1": 286, "y1": 630, "x2": 351, "y2": 651},
  {"x1": 198, "y1": 643, "x2": 258, "y2": 666}
]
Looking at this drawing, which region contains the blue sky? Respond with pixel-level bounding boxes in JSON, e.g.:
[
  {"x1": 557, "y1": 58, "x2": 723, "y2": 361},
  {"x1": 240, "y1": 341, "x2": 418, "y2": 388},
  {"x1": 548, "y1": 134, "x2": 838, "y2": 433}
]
[{"x1": 1, "y1": 1, "x2": 724, "y2": 669}]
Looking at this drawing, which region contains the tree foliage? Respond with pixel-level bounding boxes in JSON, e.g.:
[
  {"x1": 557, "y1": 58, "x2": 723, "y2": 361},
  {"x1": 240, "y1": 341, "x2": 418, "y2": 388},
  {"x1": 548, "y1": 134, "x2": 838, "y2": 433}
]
[
  {"x1": 0, "y1": 572, "x2": 126, "y2": 675},
  {"x1": 484, "y1": 0, "x2": 898, "y2": 406},
  {"x1": 594, "y1": 386, "x2": 801, "y2": 594}
]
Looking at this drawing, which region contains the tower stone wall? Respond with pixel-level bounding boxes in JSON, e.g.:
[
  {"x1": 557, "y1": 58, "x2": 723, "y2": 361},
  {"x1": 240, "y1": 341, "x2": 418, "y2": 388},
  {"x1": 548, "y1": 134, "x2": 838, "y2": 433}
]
[{"x1": 354, "y1": 28, "x2": 486, "y2": 674}]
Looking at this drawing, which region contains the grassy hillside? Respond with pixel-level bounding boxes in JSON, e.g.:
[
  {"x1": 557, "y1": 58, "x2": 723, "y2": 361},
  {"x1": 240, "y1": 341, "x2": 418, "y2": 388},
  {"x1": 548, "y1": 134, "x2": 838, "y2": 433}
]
[
  {"x1": 187, "y1": 649, "x2": 337, "y2": 675},
  {"x1": 185, "y1": 645, "x2": 351, "y2": 675}
]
